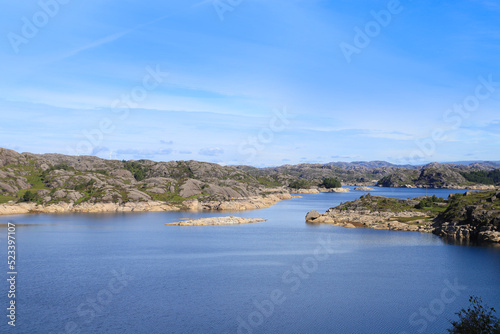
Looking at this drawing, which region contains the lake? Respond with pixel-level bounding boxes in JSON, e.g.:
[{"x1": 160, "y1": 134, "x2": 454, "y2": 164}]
[{"x1": 1, "y1": 187, "x2": 499, "y2": 333}]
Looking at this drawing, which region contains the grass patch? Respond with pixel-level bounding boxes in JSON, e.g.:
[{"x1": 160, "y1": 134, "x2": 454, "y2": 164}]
[
  {"x1": 147, "y1": 192, "x2": 185, "y2": 203},
  {"x1": 0, "y1": 195, "x2": 16, "y2": 204},
  {"x1": 255, "y1": 176, "x2": 282, "y2": 187}
]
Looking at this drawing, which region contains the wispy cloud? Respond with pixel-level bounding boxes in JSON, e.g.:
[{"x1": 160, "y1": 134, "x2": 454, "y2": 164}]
[
  {"x1": 116, "y1": 148, "x2": 173, "y2": 156},
  {"x1": 199, "y1": 147, "x2": 224, "y2": 156}
]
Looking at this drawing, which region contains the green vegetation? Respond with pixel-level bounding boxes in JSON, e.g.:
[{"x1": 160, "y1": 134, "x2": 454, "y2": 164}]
[
  {"x1": 319, "y1": 177, "x2": 341, "y2": 189},
  {"x1": 72, "y1": 179, "x2": 96, "y2": 192},
  {"x1": 0, "y1": 195, "x2": 16, "y2": 204},
  {"x1": 19, "y1": 190, "x2": 40, "y2": 203},
  {"x1": 255, "y1": 176, "x2": 281, "y2": 187},
  {"x1": 41, "y1": 164, "x2": 74, "y2": 179},
  {"x1": 167, "y1": 162, "x2": 195, "y2": 179},
  {"x1": 461, "y1": 170, "x2": 500, "y2": 185},
  {"x1": 147, "y1": 191, "x2": 193, "y2": 203},
  {"x1": 437, "y1": 190, "x2": 500, "y2": 225},
  {"x1": 70, "y1": 179, "x2": 105, "y2": 205},
  {"x1": 414, "y1": 195, "x2": 447, "y2": 214},
  {"x1": 438, "y1": 193, "x2": 466, "y2": 223},
  {"x1": 339, "y1": 195, "x2": 416, "y2": 213},
  {"x1": 288, "y1": 179, "x2": 312, "y2": 189},
  {"x1": 94, "y1": 169, "x2": 109, "y2": 176},
  {"x1": 122, "y1": 160, "x2": 149, "y2": 181},
  {"x1": 47, "y1": 164, "x2": 73, "y2": 172},
  {"x1": 448, "y1": 296, "x2": 500, "y2": 334}
]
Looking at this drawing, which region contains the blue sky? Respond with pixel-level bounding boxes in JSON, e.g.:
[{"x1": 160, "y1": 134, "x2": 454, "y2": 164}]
[{"x1": 0, "y1": 0, "x2": 499, "y2": 166}]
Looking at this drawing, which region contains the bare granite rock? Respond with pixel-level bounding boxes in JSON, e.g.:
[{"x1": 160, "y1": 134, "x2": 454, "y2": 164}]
[
  {"x1": 179, "y1": 179, "x2": 203, "y2": 198},
  {"x1": 305, "y1": 210, "x2": 320, "y2": 221},
  {"x1": 126, "y1": 189, "x2": 151, "y2": 201},
  {"x1": 166, "y1": 216, "x2": 266, "y2": 226},
  {"x1": 354, "y1": 186, "x2": 375, "y2": 191}
]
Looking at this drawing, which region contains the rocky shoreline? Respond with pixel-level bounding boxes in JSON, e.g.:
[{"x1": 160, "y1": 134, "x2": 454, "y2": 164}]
[
  {"x1": 305, "y1": 209, "x2": 434, "y2": 233},
  {"x1": 305, "y1": 191, "x2": 500, "y2": 244},
  {"x1": 0, "y1": 193, "x2": 294, "y2": 216},
  {"x1": 291, "y1": 187, "x2": 350, "y2": 194},
  {"x1": 380, "y1": 184, "x2": 496, "y2": 190},
  {"x1": 166, "y1": 216, "x2": 266, "y2": 226}
]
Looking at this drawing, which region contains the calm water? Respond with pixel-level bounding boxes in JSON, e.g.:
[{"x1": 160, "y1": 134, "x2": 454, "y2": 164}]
[{"x1": 1, "y1": 187, "x2": 499, "y2": 334}]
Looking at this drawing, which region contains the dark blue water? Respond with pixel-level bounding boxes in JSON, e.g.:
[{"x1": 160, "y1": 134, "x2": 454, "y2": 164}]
[{"x1": 1, "y1": 187, "x2": 499, "y2": 334}]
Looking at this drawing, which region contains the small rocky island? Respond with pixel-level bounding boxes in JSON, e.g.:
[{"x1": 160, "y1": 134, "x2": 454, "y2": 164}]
[
  {"x1": 306, "y1": 189, "x2": 500, "y2": 244},
  {"x1": 166, "y1": 216, "x2": 266, "y2": 226}
]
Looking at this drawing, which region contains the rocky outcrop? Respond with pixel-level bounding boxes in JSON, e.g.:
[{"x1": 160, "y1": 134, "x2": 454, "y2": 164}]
[
  {"x1": 432, "y1": 190, "x2": 500, "y2": 243},
  {"x1": 306, "y1": 190, "x2": 500, "y2": 244},
  {"x1": 166, "y1": 216, "x2": 266, "y2": 226},
  {"x1": 290, "y1": 187, "x2": 350, "y2": 194},
  {"x1": 305, "y1": 210, "x2": 321, "y2": 221},
  {"x1": 290, "y1": 188, "x2": 320, "y2": 194},
  {"x1": 0, "y1": 192, "x2": 293, "y2": 216},
  {"x1": 376, "y1": 170, "x2": 420, "y2": 188},
  {"x1": 199, "y1": 192, "x2": 293, "y2": 211},
  {"x1": 0, "y1": 201, "x2": 180, "y2": 215},
  {"x1": 354, "y1": 186, "x2": 375, "y2": 191},
  {"x1": 306, "y1": 207, "x2": 433, "y2": 233},
  {"x1": 319, "y1": 187, "x2": 350, "y2": 193},
  {"x1": 377, "y1": 162, "x2": 498, "y2": 189}
]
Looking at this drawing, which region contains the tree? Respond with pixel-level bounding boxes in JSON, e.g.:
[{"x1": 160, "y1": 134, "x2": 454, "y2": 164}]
[
  {"x1": 415, "y1": 195, "x2": 445, "y2": 209},
  {"x1": 319, "y1": 177, "x2": 341, "y2": 189},
  {"x1": 288, "y1": 180, "x2": 310, "y2": 189},
  {"x1": 122, "y1": 160, "x2": 148, "y2": 181},
  {"x1": 20, "y1": 190, "x2": 38, "y2": 203},
  {"x1": 448, "y1": 296, "x2": 500, "y2": 334}
]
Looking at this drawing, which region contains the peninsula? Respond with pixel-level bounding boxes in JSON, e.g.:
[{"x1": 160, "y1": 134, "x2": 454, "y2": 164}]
[{"x1": 306, "y1": 189, "x2": 500, "y2": 244}]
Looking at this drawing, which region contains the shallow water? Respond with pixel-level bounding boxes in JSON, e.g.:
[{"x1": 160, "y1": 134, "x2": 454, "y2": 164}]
[{"x1": 1, "y1": 187, "x2": 499, "y2": 333}]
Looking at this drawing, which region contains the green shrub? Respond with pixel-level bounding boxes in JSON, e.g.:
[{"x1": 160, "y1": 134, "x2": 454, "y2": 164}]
[
  {"x1": 461, "y1": 170, "x2": 500, "y2": 185},
  {"x1": 19, "y1": 190, "x2": 39, "y2": 203},
  {"x1": 319, "y1": 177, "x2": 341, "y2": 189},
  {"x1": 448, "y1": 296, "x2": 500, "y2": 333},
  {"x1": 415, "y1": 195, "x2": 445, "y2": 209},
  {"x1": 122, "y1": 161, "x2": 149, "y2": 181},
  {"x1": 288, "y1": 180, "x2": 311, "y2": 189}
]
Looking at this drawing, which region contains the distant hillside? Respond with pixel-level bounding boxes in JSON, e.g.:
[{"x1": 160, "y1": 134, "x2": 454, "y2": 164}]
[
  {"x1": 237, "y1": 161, "x2": 499, "y2": 189},
  {"x1": 1, "y1": 147, "x2": 497, "y2": 207},
  {"x1": 377, "y1": 162, "x2": 500, "y2": 188},
  {"x1": 0, "y1": 148, "x2": 285, "y2": 206},
  {"x1": 445, "y1": 161, "x2": 500, "y2": 167},
  {"x1": 235, "y1": 163, "x2": 405, "y2": 185}
]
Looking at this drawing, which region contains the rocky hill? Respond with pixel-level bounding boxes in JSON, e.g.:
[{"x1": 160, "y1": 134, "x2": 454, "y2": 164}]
[
  {"x1": 237, "y1": 161, "x2": 499, "y2": 189},
  {"x1": 236, "y1": 163, "x2": 410, "y2": 186},
  {"x1": 0, "y1": 148, "x2": 289, "y2": 211},
  {"x1": 377, "y1": 162, "x2": 499, "y2": 188},
  {"x1": 305, "y1": 189, "x2": 500, "y2": 244},
  {"x1": 1, "y1": 147, "x2": 498, "y2": 212}
]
